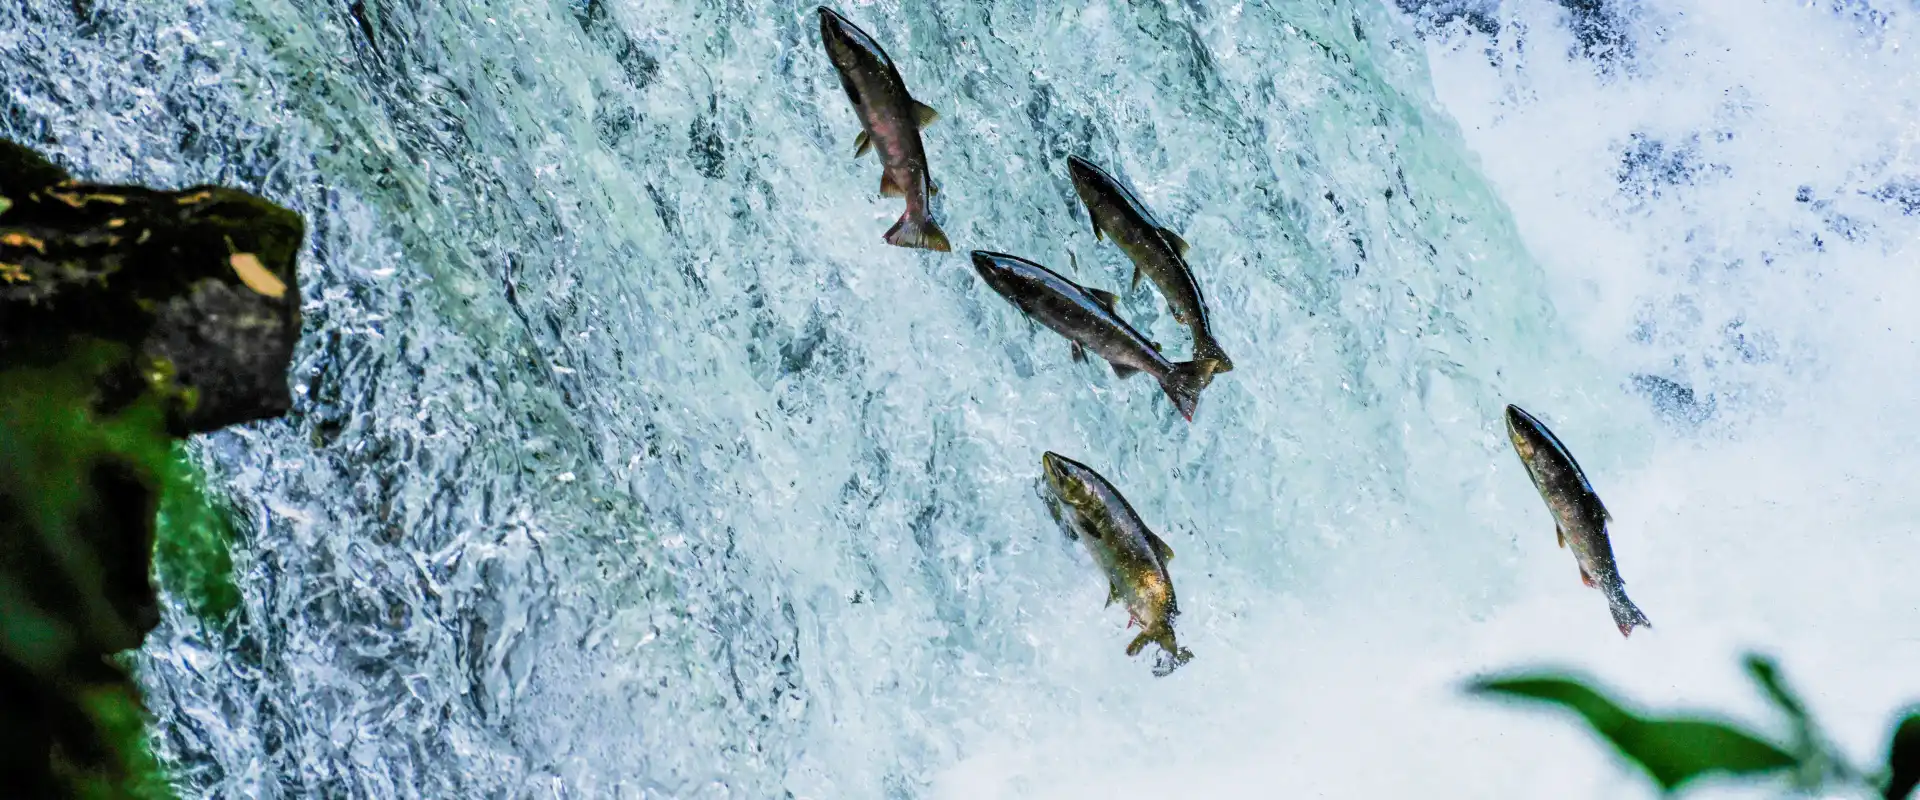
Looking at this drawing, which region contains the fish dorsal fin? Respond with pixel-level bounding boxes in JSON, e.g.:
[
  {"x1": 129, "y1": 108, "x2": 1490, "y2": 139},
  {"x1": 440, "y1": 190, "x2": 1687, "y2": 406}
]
[
  {"x1": 1130, "y1": 266, "x2": 1143, "y2": 290},
  {"x1": 1555, "y1": 524, "x2": 1566, "y2": 549},
  {"x1": 1146, "y1": 531, "x2": 1174, "y2": 563},
  {"x1": 1149, "y1": 340, "x2": 1162, "y2": 353},
  {"x1": 1071, "y1": 342, "x2": 1088, "y2": 363},
  {"x1": 1087, "y1": 288, "x2": 1121, "y2": 315},
  {"x1": 880, "y1": 171, "x2": 904, "y2": 198},
  {"x1": 854, "y1": 131, "x2": 873, "y2": 158},
  {"x1": 913, "y1": 100, "x2": 940, "y2": 128},
  {"x1": 1159, "y1": 227, "x2": 1190, "y2": 256}
]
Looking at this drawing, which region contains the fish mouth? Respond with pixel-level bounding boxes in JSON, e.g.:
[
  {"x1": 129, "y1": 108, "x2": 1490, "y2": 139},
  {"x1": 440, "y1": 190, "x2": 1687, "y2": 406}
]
[
  {"x1": 1040, "y1": 451, "x2": 1086, "y2": 496},
  {"x1": 1040, "y1": 451, "x2": 1068, "y2": 485},
  {"x1": 817, "y1": 6, "x2": 855, "y2": 42},
  {"x1": 969, "y1": 250, "x2": 1007, "y2": 280},
  {"x1": 1504, "y1": 404, "x2": 1536, "y2": 437},
  {"x1": 1065, "y1": 155, "x2": 1103, "y2": 187},
  {"x1": 1504, "y1": 404, "x2": 1544, "y2": 456}
]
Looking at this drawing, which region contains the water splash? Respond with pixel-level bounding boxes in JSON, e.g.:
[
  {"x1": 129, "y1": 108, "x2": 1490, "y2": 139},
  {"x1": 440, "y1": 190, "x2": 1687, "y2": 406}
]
[{"x1": 21, "y1": 0, "x2": 1910, "y2": 798}]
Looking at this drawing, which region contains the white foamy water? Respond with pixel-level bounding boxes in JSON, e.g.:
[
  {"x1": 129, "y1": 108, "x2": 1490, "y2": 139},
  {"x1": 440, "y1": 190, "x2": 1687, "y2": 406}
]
[{"x1": 5, "y1": 0, "x2": 1918, "y2": 797}]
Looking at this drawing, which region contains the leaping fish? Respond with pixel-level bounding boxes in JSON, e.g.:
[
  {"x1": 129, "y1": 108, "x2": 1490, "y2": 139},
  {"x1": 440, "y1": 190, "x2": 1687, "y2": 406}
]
[
  {"x1": 1067, "y1": 155, "x2": 1231, "y2": 373},
  {"x1": 1505, "y1": 404, "x2": 1652, "y2": 638},
  {"x1": 971, "y1": 250, "x2": 1211, "y2": 421},
  {"x1": 1042, "y1": 451, "x2": 1193, "y2": 676},
  {"x1": 818, "y1": 7, "x2": 951, "y2": 251}
]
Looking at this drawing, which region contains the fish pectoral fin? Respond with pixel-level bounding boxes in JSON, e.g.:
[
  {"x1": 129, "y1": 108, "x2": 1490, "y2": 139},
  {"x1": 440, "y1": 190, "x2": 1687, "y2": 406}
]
[
  {"x1": 1579, "y1": 564, "x2": 1597, "y2": 589},
  {"x1": 853, "y1": 131, "x2": 873, "y2": 158},
  {"x1": 1555, "y1": 524, "x2": 1566, "y2": 548},
  {"x1": 1086, "y1": 288, "x2": 1121, "y2": 315},
  {"x1": 1071, "y1": 342, "x2": 1089, "y2": 363},
  {"x1": 913, "y1": 99, "x2": 940, "y2": 128},
  {"x1": 1146, "y1": 531, "x2": 1174, "y2": 563},
  {"x1": 928, "y1": 177, "x2": 939, "y2": 196},
  {"x1": 1106, "y1": 583, "x2": 1121, "y2": 607},
  {"x1": 1160, "y1": 226, "x2": 1190, "y2": 256},
  {"x1": 1131, "y1": 266, "x2": 1143, "y2": 291}
]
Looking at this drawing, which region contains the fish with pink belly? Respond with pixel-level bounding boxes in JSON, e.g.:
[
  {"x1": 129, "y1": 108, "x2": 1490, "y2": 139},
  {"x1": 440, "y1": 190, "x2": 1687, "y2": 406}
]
[{"x1": 817, "y1": 7, "x2": 951, "y2": 251}]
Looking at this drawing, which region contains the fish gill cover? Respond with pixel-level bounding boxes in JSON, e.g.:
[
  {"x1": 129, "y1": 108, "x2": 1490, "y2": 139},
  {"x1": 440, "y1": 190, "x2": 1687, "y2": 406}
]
[{"x1": 12, "y1": 0, "x2": 1920, "y2": 797}]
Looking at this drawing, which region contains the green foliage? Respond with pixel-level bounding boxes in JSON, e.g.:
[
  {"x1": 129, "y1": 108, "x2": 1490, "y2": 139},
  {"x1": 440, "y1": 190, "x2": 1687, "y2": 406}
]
[
  {"x1": 153, "y1": 444, "x2": 239, "y2": 623},
  {"x1": 1886, "y1": 712, "x2": 1920, "y2": 800},
  {"x1": 0, "y1": 340, "x2": 172, "y2": 669},
  {"x1": 1473, "y1": 654, "x2": 1920, "y2": 798},
  {"x1": 0, "y1": 339, "x2": 188, "y2": 799},
  {"x1": 1469, "y1": 675, "x2": 1795, "y2": 791},
  {"x1": 51, "y1": 683, "x2": 176, "y2": 800}
]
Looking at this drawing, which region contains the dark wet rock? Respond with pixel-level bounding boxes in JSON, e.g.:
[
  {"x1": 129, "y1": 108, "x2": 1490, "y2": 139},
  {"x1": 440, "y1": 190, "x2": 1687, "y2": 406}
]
[
  {"x1": 1631, "y1": 373, "x2": 1714, "y2": 427},
  {"x1": 1557, "y1": 0, "x2": 1630, "y2": 63},
  {"x1": 0, "y1": 139, "x2": 304, "y2": 435},
  {"x1": 1394, "y1": 0, "x2": 1500, "y2": 38},
  {"x1": 1867, "y1": 180, "x2": 1920, "y2": 216},
  {"x1": 0, "y1": 138, "x2": 304, "y2": 798},
  {"x1": 1396, "y1": 0, "x2": 1630, "y2": 67},
  {"x1": 1616, "y1": 133, "x2": 1730, "y2": 203}
]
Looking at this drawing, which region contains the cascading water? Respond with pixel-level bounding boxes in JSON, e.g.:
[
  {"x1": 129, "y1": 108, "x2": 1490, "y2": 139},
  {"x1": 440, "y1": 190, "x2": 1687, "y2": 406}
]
[{"x1": 6, "y1": 0, "x2": 1919, "y2": 797}]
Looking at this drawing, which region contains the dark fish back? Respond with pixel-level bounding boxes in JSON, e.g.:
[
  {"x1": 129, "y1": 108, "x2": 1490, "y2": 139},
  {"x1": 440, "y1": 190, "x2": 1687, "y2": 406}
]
[
  {"x1": 1082, "y1": 159, "x2": 1165, "y2": 231},
  {"x1": 1534, "y1": 417, "x2": 1602, "y2": 504}
]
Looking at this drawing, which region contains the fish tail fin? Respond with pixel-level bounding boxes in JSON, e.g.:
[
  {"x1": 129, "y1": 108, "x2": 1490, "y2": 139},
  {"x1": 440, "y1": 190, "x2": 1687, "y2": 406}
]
[
  {"x1": 1124, "y1": 624, "x2": 1190, "y2": 676},
  {"x1": 883, "y1": 211, "x2": 951, "y2": 252},
  {"x1": 1193, "y1": 334, "x2": 1234, "y2": 374},
  {"x1": 1609, "y1": 592, "x2": 1651, "y2": 638},
  {"x1": 1159, "y1": 360, "x2": 1212, "y2": 422},
  {"x1": 1152, "y1": 644, "x2": 1194, "y2": 677}
]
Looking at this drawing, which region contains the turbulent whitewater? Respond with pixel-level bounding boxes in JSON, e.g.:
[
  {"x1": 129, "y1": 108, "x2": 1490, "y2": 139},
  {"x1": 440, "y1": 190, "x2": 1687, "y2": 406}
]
[{"x1": 7, "y1": 0, "x2": 1920, "y2": 797}]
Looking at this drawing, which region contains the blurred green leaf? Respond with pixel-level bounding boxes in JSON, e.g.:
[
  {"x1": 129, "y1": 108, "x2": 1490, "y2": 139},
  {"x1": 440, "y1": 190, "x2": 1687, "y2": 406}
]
[
  {"x1": 1471, "y1": 677, "x2": 1634, "y2": 733},
  {"x1": 1471, "y1": 674, "x2": 1797, "y2": 792},
  {"x1": 1744, "y1": 655, "x2": 1809, "y2": 727},
  {"x1": 1745, "y1": 653, "x2": 1851, "y2": 789},
  {"x1": 1619, "y1": 719, "x2": 1799, "y2": 791},
  {"x1": 1885, "y1": 712, "x2": 1920, "y2": 800}
]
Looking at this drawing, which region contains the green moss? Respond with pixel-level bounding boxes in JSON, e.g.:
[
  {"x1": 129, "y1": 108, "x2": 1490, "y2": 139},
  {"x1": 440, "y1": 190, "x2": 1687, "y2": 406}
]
[
  {"x1": 0, "y1": 339, "x2": 172, "y2": 669},
  {"x1": 153, "y1": 443, "x2": 239, "y2": 623},
  {"x1": 50, "y1": 683, "x2": 176, "y2": 800},
  {"x1": 0, "y1": 339, "x2": 191, "y2": 799}
]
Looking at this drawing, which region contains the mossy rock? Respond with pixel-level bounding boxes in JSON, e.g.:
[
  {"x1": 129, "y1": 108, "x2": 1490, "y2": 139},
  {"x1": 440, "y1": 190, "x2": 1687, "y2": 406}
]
[
  {"x1": 0, "y1": 139, "x2": 304, "y2": 435},
  {"x1": 1, "y1": 139, "x2": 304, "y2": 799}
]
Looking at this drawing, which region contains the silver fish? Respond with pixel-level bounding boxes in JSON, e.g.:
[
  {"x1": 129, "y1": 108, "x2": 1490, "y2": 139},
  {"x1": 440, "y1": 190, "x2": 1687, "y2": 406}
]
[
  {"x1": 971, "y1": 250, "x2": 1211, "y2": 421},
  {"x1": 1506, "y1": 404, "x2": 1651, "y2": 637},
  {"x1": 1067, "y1": 155, "x2": 1231, "y2": 373}
]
